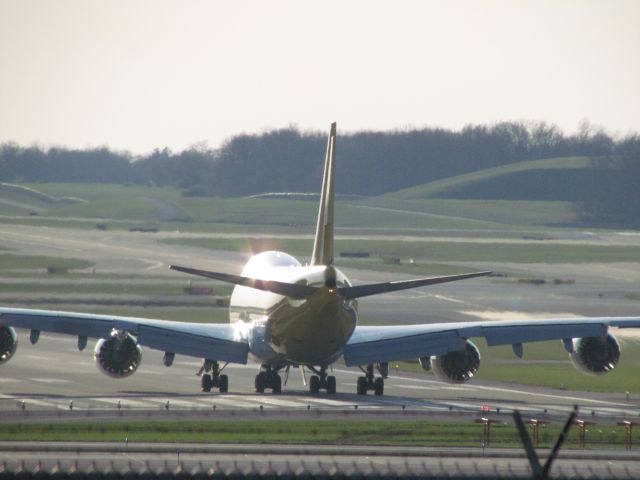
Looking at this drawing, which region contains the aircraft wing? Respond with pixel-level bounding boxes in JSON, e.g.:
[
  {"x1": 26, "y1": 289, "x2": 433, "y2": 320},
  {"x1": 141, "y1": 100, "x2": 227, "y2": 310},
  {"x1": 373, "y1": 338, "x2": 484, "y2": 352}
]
[
  {"x1": 0, "y1": 307, "x2": 249, "y2": 364},
  {"x1": 343, "y1": 316, "x2": 640, "y2": 366}
]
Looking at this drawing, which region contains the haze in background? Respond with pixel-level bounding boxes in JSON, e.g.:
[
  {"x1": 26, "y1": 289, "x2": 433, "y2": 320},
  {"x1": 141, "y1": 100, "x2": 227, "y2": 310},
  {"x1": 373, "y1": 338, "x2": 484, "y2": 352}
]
[{"x1": 1, "y1": 0, "x2": 638, "y2": 154}]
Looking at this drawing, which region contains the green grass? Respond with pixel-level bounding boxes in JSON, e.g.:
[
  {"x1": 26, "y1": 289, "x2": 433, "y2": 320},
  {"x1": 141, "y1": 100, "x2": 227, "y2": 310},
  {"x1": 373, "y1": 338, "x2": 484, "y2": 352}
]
[
  {"x1": 0, "y1": 420, "x2": 636, "y2": 448},
  {"x1": 0, "y1": 254, "x2": 93, "y2": 271},
  {"x1": 382, "y1": 156, "x2": 590, "y2": 200},
  {"x1": 397, "y1": 338, "x2": 640, "y2": 394},
  {"x1": 362, "y1": 198, "x2": 579, "y2": 226},
  {"x1": 161, "y1": 236, "x2": 640, "y2": 264},
  {"x1": 4, "y1": 183, "x2": 539, "y2": 231}
]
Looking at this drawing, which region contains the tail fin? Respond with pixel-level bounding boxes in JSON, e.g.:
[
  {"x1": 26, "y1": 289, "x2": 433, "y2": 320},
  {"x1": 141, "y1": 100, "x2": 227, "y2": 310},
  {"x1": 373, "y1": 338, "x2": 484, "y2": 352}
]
[{"x1": 311, "y1": 122, "x2": 337, "y2": 266}]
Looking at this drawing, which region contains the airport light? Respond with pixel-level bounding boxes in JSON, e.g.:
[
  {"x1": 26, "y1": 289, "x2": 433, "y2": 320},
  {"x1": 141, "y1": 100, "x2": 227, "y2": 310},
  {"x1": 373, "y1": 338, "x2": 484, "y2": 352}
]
[
  {"x1": 573, "y1": 419, "x2": 596, "y2": 449},
  {"x1": 526, "y1": 419, "x2": 550, "y2": 447},
  {"x1": 617, "y1": 421, "x2": 640, "y2": 450},
  {"x1": 474, "y1": 417, "x2": 500, "y2": 447}
]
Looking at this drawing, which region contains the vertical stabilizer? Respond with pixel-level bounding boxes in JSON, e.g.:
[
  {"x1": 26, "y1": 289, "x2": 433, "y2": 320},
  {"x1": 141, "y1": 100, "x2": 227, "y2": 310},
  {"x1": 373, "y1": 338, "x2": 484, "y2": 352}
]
[{"x1": 311, "y1": 122, "x2": 337, "y2": 266}]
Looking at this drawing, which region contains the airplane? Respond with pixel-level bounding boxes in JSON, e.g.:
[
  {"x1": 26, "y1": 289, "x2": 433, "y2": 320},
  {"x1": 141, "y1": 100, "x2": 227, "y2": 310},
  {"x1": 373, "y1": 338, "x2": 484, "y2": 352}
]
[{"x1": 1, "y1": 122, "x2": 639, "y2": 396}]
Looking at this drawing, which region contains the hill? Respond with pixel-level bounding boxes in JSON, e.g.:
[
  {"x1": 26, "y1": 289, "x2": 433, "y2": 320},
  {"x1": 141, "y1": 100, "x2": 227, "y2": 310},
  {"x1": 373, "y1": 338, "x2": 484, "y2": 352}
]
[{"x1": 381, "y1": 156, "x2": 594, "y2": 201}]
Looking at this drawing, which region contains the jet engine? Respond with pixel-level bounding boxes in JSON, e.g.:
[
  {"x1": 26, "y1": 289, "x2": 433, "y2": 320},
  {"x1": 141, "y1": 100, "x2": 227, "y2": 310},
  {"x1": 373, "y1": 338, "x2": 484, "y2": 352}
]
[
  {"x1": 570, "y1": 333, "x2": 620, "y2": 375},
  {"x1": 94, "y1": 330, "x2": 142, "y2": 378},
  {"x1": 0, "y1": 326, "x2": 18, "y2": 364},
  {"x1": 430, "y1": 340, "x2": 481, "y2": 384}
]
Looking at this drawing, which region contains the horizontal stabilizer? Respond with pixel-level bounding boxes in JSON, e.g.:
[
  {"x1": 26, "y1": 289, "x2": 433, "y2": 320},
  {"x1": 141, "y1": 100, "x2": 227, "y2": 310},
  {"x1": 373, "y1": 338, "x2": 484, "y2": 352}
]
[
  {"x1": 170, "y1": 265, "x2": 319, "y2": 299},
  {"x1": 338, "y1": 271, "x2": 492, "y2": 300}
]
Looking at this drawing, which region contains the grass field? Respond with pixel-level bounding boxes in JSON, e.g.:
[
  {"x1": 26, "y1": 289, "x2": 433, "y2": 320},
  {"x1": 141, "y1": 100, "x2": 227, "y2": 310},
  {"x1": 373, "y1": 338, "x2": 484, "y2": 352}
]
[
  {"x1": 381, "y1": 156, "x2": 591, "y2": 200},
  {"x1": 161, "y1": 236, "x2": 640, "y2": 264},
  {"x1": 363, "y1": 198, "x2": 580, "y2": 226},
  {"x1": 0, "y1": 254, "x2": 93, "y2": 271},
  {"x1": 1, "y1": 420, "x2": 637, "y2": 448},
  {"x1": 1, "y1": 182, "x2": 588, "y2": 231}
]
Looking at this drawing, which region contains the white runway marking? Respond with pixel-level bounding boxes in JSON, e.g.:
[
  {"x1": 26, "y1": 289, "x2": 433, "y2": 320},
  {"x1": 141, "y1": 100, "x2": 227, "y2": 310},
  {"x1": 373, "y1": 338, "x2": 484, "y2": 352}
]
[
  {"x1": 302, "y1": 397, "x2": 356, "y2": 407},
  {"x1": 0, "y1": 377, "x2": 23, "y2": 383},
  {"x1": 29, "y1": 378, "x2": 72, "y2": 384},
  {"x1": 247, "y1": 396, "x2": 308, "y2": 408}
]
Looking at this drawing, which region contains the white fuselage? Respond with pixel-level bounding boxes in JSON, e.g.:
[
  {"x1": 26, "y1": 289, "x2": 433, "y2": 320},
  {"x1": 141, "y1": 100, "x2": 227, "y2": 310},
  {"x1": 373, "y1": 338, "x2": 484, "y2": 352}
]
[{"x1": 229, "y1": 251, "x2": 358, "y2": 366}]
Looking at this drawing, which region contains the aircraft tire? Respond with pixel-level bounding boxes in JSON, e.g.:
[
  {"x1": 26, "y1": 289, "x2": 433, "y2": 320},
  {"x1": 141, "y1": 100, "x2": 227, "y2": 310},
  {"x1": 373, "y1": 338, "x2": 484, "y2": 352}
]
[
  {"x1": 374, "y1": 377, "x2": 384, "y2": 396},
  {"x1": 201, "y1": 374, "x2": 213, "y2": 392},
  {"x1": 255, "y1": 372, "x2": 266, "y2": 393},
  {"x1": 356, "y1": 376, "x2": 367, "y2": 395},
  {"x1": 272, "y1": 374, "x2": 282, "y2": 394},
  {"x1": 309, "y1": 375, "x2": 320, "y2": 393},
  {"x1": 219, "y1": 374, "x2": 228, "y2": 393},
  {"x1": 326, "y1": 375, "x2": 336, "y2": 394}
]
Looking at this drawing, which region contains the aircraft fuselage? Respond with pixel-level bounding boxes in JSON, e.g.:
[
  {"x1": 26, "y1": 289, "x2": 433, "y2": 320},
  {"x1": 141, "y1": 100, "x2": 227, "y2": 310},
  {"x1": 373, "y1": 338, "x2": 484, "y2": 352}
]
[{"x1": 229, "y1": 251, "x2": 357, "y2": 366}]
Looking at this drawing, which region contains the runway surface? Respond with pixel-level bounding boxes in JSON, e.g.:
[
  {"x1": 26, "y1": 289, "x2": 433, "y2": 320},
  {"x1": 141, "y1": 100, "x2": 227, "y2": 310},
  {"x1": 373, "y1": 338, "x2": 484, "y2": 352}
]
[
  {"x1": 0, "y1": 224, "x2": 639, "y2": 421},
  {"x1": 0, "y1": 332, "x2": 638, "y2": 423}
]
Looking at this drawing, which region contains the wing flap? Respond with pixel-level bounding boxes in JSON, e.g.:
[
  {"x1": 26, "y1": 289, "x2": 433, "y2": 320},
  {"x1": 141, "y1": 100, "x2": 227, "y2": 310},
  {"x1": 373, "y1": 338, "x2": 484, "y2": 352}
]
[
  {"x1": 343, "y1": 329, "x2": 463, "y2": 366},
  {"x1": 137, "y1": 325, "x2": 248, "y2": 363},
  {"x1": 482, "y1": 322, "x2": 607, "y2": 346}
]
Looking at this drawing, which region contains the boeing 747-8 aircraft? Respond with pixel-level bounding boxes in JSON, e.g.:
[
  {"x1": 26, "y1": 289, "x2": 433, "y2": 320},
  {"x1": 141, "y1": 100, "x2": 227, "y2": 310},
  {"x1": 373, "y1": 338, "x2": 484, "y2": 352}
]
[{"x1": 1, "y1": 123, "x2": 639, "y2": 395}]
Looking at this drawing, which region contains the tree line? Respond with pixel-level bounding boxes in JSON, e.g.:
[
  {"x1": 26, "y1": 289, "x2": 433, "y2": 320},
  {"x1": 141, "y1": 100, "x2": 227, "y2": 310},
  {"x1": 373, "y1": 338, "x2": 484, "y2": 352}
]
[{"x1": 1, "y1": 121, "x2": 638, "y2": 225}]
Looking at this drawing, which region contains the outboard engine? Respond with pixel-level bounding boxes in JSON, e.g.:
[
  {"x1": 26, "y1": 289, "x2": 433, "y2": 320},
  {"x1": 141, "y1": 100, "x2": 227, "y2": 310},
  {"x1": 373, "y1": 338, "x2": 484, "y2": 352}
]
[
  {"x1": 430, "y1": 340, "x2": 481, "y2": 384},
  {"x1": 0, "y1": 326, "x2": 17, "y2": 364},
  {"x1": 570, "y1": 333, "x2": 620, "y2": 375},
  {"x1": 94, "y1": 330, "x2": 142, "y2": 378}
]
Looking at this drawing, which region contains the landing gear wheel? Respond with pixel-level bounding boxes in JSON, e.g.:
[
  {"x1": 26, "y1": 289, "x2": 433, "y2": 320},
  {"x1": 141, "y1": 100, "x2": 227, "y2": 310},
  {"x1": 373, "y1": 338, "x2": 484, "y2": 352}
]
[
  {"x1": 201, "y1": 374, "x2": 213, "y2": 392},
  {"x1": 355, "y1": 365, "x2": 385, "y2": 396},
  {"x1": 357, "y1": 376, "x2": 367, "y2": 395},
  {"x1": 272, "y1": 374, "x2": 282, "y2": 394},
  {"x1": 374, "y1": 377, "x2": 384, "y2": 396},
  {"x1": 219, "y1": 374, "x2": 229, "y2": 393},
  {"x1": 309, "y1": 375, "x2": 320, "y2": 393},
  {"x1": 326, "y1": 375, "x2": 337, "y2": 394},
  {"x1": 199, "y1": 360, "x2": 229, "y2": 393},
  {"x1": 255, "y1": 372, "x2": 266, "y2": 393}
]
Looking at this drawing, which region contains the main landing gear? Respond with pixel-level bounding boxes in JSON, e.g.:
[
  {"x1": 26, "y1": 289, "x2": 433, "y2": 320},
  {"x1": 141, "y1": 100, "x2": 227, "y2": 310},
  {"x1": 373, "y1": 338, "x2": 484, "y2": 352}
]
[
  {"x1": 307, "y1": 366, "x2": 337, "y2": 394},
  {"x1": 199, "y1": 359, "x2": 228, "y2": 393},
  {"x1": 255, "y1": 364, "x2": 283, "y2": 393},
  {"x1": 356, "y1": 364, "x2": 385, "y2": 396}
]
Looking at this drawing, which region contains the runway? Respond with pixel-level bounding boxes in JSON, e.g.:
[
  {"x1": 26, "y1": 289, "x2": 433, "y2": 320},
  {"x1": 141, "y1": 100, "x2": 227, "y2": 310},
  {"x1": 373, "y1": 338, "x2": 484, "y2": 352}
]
[
  {"x1": 0, "y1": 332, "x2": 637, "y2": 423},
  {"x1": 1, "y1": 224, "x2": 639, "y2": 422}
]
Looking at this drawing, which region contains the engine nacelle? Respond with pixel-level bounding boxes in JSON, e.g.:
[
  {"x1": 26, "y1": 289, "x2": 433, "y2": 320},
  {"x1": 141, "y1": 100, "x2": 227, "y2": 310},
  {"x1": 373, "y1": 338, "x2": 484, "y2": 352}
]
[
  {"x1": 570, "y1": 333, "x2": 620, "y2": 375},
  {"x1": 430, "y1": 340, "x2": 481, "y2": 384},
  {"x1": 94, "y1": 331, "x2": 142, "y2": 378},
  {"x1": 0, "y1": 326, "x2": 18, "y2": 364}
]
